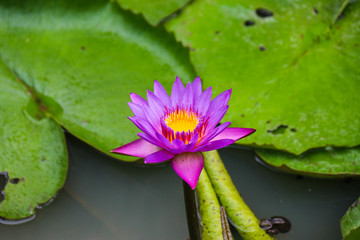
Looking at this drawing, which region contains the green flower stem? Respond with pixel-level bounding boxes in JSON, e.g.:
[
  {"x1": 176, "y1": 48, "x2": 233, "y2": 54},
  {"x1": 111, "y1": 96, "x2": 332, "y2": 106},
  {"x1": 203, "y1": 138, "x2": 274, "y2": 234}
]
[
  {"x1": 203, "y1": 150, "x2": 274, "y2": 240},
  {"x1": 196, "y1": 169, "x2": 223, "y2": 240}
]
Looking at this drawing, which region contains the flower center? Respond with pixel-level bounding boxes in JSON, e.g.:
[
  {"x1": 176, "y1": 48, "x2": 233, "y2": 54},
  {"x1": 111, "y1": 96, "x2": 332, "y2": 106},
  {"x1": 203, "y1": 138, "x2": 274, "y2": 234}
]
[{"x1": 164, "y1": 109, "x2": 199, "y2": 133}]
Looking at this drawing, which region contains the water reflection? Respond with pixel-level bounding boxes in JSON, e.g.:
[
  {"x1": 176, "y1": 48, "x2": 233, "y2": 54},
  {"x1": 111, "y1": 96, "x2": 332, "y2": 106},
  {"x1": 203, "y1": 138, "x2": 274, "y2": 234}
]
[
  {"x1": 0, "y1": 134, "x2": 187, "y2": 240},
  {"x1": 222, "y1": 146, "x2": 360, "y2": 240},
  {"x1": 0, "y1": 135, "x2": 359, "y2": 240}
]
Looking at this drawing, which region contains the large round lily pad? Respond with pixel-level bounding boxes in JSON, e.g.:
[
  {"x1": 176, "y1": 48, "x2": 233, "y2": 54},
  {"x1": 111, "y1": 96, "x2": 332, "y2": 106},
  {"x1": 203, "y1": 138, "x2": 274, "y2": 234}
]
[
  {"x1": 165, "y1": 0, "x2": 360, "y2": 155},
  {"x1": 0, "y1": 61, "x2": 67, "y2": 219},
  {"x1": 0, "y1": 0, "x2": 195, "y2": 162},
  {"x1": 0, "y1": 0, "x2": 195, "y2": 220}
]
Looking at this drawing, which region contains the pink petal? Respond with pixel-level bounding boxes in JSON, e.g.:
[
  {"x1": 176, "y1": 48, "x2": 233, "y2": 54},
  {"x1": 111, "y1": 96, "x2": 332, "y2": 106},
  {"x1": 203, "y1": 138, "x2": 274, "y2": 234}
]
[
  {"x1": 145, "y1": 149, "x2": 175, "y2": 164},
  {"x1": 128, "y1": 102, "x2": 145, "y2": 119},
  {"x1": 142, "y1": 105, "x2": 161, "y2": 131},
  {"x1": 111, "y1": 138, "x2": 161, "y2": 158},
  {"x1": 130, "y1": 93, "x2": 148, "y2": 106},
  {"x1": 198, "y1": 121, "x2": 231, "y2": 145},
  {"x1": 138, "y1": 132, "x2": 165, "y2": 149},
  {"x1": 154, "y1": 80, "x2": 171, "y2": 107},
  {"x1": 181, "y1": 82, "x2": 193, "y2": 108},
  {"x1": 191, "y1": 76, "x2": 202, "y2": 103},
  {"x1": 171, "y1": 139, "x2": 187, "y2": 153},
  {"x1": 155, "y1": 132, "x2": 173, "y2": 149},
  {"x1": 168, "y1": 143, "x2": 187, "y2": 154},
  {"x1": 147, "y1": 90, "x2": 166, "y2": 118},
  {"x1": 171, "y1": 152, "x2": 204, "y2": 189},
  {"x1": 186, "y1": 132, "x2": 199, "y2": 151},
  {"x1": 171, "y1": 76, "x2": 185, "y2": 108},
  {"x1": 212, "y1": 128, "x2": 256, "y2": 141},
  {"x1": 207, "y1": 89, "x2": 232, "y2": 116},
  {"x1": 205, "y1": 105, "x2": 229, "y2": 130},
  {"x1": 193, "y1": 139, "x2": 235, "y2": 152},
  {"x1": 129, "y1": 116, "x2": 157, "y2": 137},
  {"x1": 196, "y1": 86, "x2": 212, "y2": 115}
]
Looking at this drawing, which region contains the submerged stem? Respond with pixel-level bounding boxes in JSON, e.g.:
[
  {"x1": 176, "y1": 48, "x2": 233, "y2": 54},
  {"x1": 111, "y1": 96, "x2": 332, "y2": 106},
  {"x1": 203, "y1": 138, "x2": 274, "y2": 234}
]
[
  {"x1": 203, "y1": 150, "x2": 274, "y2": 240},
  {"x1": 183, "y1": 181, "x2": 201, "y2": 240},
  {"x1": 220, "y1": 206, "x2": 233, "y2": 240}
]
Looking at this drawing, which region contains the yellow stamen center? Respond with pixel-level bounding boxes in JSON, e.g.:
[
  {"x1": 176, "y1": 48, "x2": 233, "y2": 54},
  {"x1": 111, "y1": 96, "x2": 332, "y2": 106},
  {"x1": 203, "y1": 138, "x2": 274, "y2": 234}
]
[{"x1": 164, "y1": 109, "x2": 199, "y2": 133}]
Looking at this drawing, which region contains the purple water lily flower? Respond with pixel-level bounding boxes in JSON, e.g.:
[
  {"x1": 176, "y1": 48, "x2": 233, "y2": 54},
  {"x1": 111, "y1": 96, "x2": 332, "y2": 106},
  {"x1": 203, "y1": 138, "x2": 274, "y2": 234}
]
[{"x1": 111, "y1": 77, "x2": 255, "y2": 189}]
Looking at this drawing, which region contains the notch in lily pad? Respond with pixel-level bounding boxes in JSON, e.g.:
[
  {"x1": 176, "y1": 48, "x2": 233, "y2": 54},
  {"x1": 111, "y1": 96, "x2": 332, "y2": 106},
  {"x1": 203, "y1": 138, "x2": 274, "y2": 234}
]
[
  {"x1": 0, "y1": 172, "x2": 9, "y2": 191},
  {"x1": 0, "y1": 172, "x2": 9, "y2": 203}
]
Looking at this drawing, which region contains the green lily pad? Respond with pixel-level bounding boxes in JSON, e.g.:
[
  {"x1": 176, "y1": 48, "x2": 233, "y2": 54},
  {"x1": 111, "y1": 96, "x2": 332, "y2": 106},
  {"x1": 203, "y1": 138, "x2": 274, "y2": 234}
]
[
  {"x1": 165, "y1": 0, "x2": 360, "y2": 155},
  {"x1": 256, "y1": 147, "x2": 360, "y2": 177},
  {"x1": 0, "y1": 0, "x2": 195, "y2": 162},
  {"x1": 0, "y1": 60, "x2": 67, "y2": 219},
  {"x1": 115, "y1": 0, "x2": 191, "y2": 26},
  {"x1": 341, "y1": 197, "x2": 360, "y2": 240}
]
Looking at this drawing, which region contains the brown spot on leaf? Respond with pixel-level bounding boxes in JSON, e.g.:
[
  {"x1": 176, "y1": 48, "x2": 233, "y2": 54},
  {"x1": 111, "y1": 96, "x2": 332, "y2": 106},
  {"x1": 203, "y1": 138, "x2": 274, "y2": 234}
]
[{"x1": 259, "y1": 45, "x2": 266, "y2": 51}]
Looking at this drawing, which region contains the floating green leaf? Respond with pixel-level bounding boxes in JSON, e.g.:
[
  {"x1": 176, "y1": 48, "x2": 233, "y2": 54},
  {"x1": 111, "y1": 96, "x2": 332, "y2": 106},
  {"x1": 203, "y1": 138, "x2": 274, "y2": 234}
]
[
  {"x1": 115, "y1": 0, "x2": 191, "y2": 26},
  {"x1": 0, "y1": 61, "x2": 67, "y2": 219},
  {"x1": 256, "y1": 147, "x2": 360, "y2": 177},
  {"x1": 0, "y1": 0, "x2": 195, "y2": 219},
  {"x1": 166, "y1": 0, "x2": 360, "y2": 154},
  {"x1": 0, "y1": 0, "x2": 195, "y2": 162},
  {"x1": 341, "y1": 197, "x2": 360, "y2": 240}
]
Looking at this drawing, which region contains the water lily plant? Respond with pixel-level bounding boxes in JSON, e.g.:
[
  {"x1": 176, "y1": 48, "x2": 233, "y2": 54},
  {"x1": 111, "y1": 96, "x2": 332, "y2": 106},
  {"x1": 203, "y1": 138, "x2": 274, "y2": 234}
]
[{"x1": 112, "y1": 77, "x2": 255, "y2": 189}]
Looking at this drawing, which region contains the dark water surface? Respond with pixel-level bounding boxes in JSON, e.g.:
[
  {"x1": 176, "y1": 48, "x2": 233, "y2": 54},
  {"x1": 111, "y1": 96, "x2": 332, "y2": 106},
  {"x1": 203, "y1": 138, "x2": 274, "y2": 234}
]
[
  {"x1": 0, "y1": 134, "x2": 359, "y2": 239},
  {"x1": 221, "y1": 147, "x2": 360, "y2": 240}
]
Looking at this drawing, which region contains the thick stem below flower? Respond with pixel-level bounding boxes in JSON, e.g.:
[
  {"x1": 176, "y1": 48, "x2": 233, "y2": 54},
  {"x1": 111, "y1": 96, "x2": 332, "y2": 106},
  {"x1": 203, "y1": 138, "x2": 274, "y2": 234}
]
[
  {"x1": 203, "y1": 150, "x2": 275, "y2": 240},
  {"x1": 196, "y1": 169, "x2": 223, "y2": 239}
]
